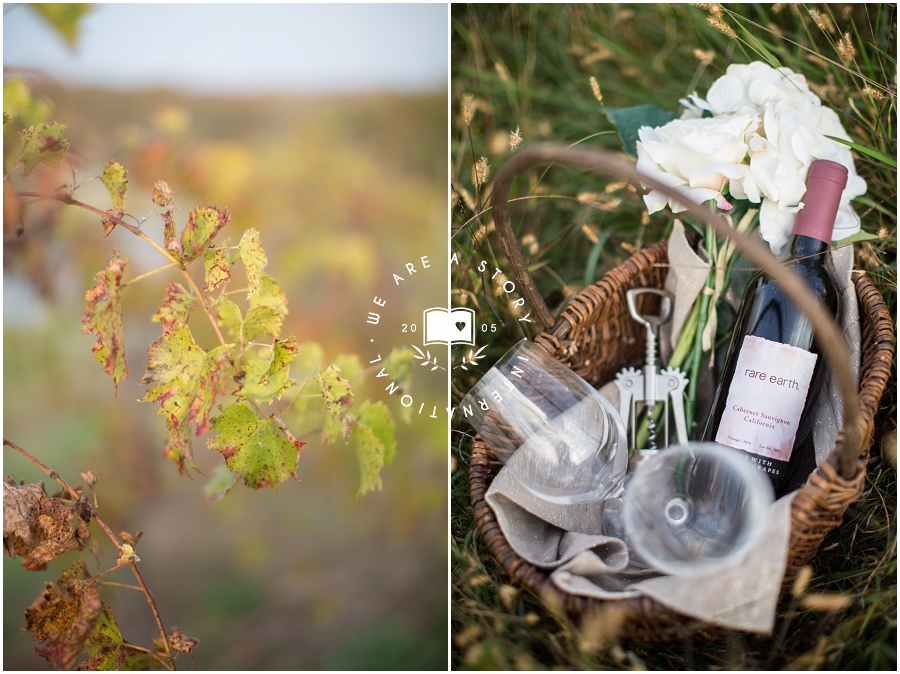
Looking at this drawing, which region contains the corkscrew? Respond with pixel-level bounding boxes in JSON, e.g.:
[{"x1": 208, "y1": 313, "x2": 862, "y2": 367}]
[{"x1": 614, "y1": 288, "x2": 689, "y2": 454}]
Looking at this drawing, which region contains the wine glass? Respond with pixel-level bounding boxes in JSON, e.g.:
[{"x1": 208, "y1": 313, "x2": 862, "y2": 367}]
[
  {"x1": 459, "y1": 339, "x2": 628, "y2": 504},
  {"x1": 622, "y1": 443, "x2": 774, "y2": 576}
]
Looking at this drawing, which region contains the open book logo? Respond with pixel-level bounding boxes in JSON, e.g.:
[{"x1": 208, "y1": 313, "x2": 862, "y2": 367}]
[{"x1": 423, "y1": 307, "x2": 475, "y2": 346}]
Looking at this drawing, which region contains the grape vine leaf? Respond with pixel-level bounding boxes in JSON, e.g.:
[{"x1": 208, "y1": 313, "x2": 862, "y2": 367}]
[
  {"x1": 151, "y1": 180, "x2": 175, "y2": 207},
  {"x1": 214, "y1": 299, "x2": 243, "y2": 342},
  {"x1": 24, "y1": 557, "x2": 127, "y2": 670},
  {"x1": 159, "y1": 209, "x2": 180, "y2": 256},
  {"x1": 381, "y1": 348, "x2": 414, "y2": 394},
  {"x1": 250, "y1": 274, "x2": 288, "y2": 316},
  {"x1": 208, "y1": 403, "x2": 305, "y2": 489},
  {"x1": 357, "y1": 400, "x2": 397, "y2": 466},
  {"x1": 242, "y1": 306, "x2": 282, "y2": 342},
  {"x1": 238, "y1": 228, "x2": 267, "y2": 298},
  {"x1": 151, "y1": 282, "x2": 192, "y2": 334},
  {"x1": 4, "y1": 480, "x2": 91, "y2": 570},
  {"x1": 31, "y1": 3, "x2": 92, "y2": 47},
  {"x1": 82, "y1": 249, "x2": 128, "y2": 392},
  {"x1": 316, "y1": 365, "x2": 355, "y2": 443},
  {"x1": 163, "y1": 418, "x2": 200, "y2": 477},
  {"x1": 140, "y1": 324, "x2": 233, "y2": 435},
  {"x1": 332, "y1": 353, "x2": 363, "y2": 381},
  {"x1": 203, "y1": 464, "x2": 238, "y2": 503},
  {"x1": 100, "y1": 160, "x2": 128, "y2": 214},
  {"x1": 351, "y1": 401, "x2": 397, "y2": 496},
  {"x1": 180, "y1": 205, "x2": 230, "y2": 262},
  {"x1": 203, "y1": 248, "x2": 231, "y2": 291},
  {"x1": 19, "y1": 123, "x2": 70, "y2": 175},
  {"x1": 261, "y1": 336, "x2": 297, "y2": 385},
  {"x1": 234, "y1": 356, "x2": 296, "y2": 403}
]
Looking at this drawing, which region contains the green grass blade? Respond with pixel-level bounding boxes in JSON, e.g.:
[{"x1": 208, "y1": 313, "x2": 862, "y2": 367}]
[{"x1": 825, "y1": 135, "x2": 897, "y2": 168}]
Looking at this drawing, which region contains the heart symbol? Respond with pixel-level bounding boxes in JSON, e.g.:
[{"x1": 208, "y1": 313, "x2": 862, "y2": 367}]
[{"x1": 455, "y1": 321, "x2": 467, "y2": 332}]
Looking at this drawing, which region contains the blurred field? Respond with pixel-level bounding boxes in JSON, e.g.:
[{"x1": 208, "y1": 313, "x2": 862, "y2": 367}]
[
  {"x1": 4, "y1": 83, "x2": 448, "y2": 669},
  {"x1": 451, "y1": 3, "x2": 895, "y2": 670}
]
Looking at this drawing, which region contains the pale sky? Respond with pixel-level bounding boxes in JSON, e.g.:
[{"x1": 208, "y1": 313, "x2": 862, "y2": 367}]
[{"x1": 3, "y1": 3, "x2": 448, "y2": 94}]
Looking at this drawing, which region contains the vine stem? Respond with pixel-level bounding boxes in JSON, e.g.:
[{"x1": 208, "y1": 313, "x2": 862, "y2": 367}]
[
  {"x1": 122, "y1": 262, "x2": 179, "y2": 288},
  {"x1": 180, "y1": 268, "x2": 227, "y2": 347},
  {"x1": 3, "y1": 438, "x2": 174, "y2": 664},
  {"x1": 16, "y1": 191, "x2": 178, "y2": 265}
]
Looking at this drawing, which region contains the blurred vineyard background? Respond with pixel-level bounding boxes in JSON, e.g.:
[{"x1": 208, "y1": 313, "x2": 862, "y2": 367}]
[
  {"x1": 4, "y1": 4, "x2": 447, "y2": 670},
  {"x1": 451, "y1": 3, "x2": 895, "y2": 670}
]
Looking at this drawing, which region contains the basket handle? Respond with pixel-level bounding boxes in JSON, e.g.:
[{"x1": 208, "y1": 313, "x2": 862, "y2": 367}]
[{"x1": 490, "y1": 144, "x2": 861, "y2": 478}]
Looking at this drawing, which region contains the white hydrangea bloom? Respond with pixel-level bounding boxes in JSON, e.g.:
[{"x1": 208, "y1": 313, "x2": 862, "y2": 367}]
[{"x1": 645, "y1": 61, "x2": 867, "y2": 254}]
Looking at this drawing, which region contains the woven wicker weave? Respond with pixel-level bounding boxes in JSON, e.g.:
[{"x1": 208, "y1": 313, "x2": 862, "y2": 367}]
[{"x1": 467, "y1": 146, "x2": 895, "y2": 642}]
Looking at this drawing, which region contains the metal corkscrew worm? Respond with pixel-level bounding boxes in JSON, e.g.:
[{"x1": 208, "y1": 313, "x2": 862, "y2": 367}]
[{"x1": 614, "y1": 288, "x2": 689, "y2": 455}]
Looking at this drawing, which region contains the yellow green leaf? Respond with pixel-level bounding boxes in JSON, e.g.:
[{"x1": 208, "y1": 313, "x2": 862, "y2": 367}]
[
  {"x1": 249, "y1": 274, "x2": 288, "y2": 316},
  {"x1": 260, "y1": 336, "x2": 297, "y2": 385},
  {"x1": 238, "y1": 228, "x2": 267, "y2": 298},
  {"x1": 243, "y1": 306, "x2": 282, "y2": 341},
  {"x1": 234, "y1": 355, "x2": 295, "y2": 404},
  {"x1": 203, "y1": 248, "x2": 231, "y2": 291},
  {"x1": 19, "y1": 123, "x2": 69, "y2": 175},
  {"x1": 81, "y1": 250, "x2": 128, "y2": 391},
  {"x1": 203, "y1": 464, "x2": 238, "y2": 503},
  {"x1": 151, "y1": 282, "x2": 192, "y2": 333},
  {"x1": 140, "y1": 323, "x2": 232, "y2": 435},
  {"x1": 31, "y1": 3, "x2": 91, "y2": 46},
  {"x1": 215, "y1": 299, "x2": 243, "y2": 342},
  {"x1": 351, "y1": 420, "x2": 384, "y2": 497},
  {"x1": 180, "y1": 205, "x2": 230, "y2": 262},
  {"x1": 315, "y1": 365, "x2": 355, "y2": 443},
  {"x1": 208, "y1": 404, "x2": 305, "y2": 489},
  {"x1": 357, "y1": 400, "x2": 397, "y2": 465},
  {"x1": 100, "y1": 160, "x2": 127, "y2": 213},
  {"x1": 162, "y1": 418, "x2": 200, "y2": 476}
]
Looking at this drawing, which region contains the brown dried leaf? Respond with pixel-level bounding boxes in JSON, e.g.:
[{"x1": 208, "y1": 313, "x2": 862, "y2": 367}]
[
  {"x1": 166, "y1": 626, "x2": 199, "y2": 654},
  {"x1": 159, "y1": 209, "x2": 180, "y2": 256},
  {"x1": 3, "y1": 482, "x2": 91, "y2": 570},
  {"x1": 152, "y1": 180, "x2": 175, "y2": 207},
  {"x1": 25, "y1": 558, "x2": 127, "y2": 670}
]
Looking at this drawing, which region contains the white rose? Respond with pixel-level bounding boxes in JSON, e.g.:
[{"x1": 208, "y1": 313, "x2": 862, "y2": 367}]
[
  {"x1": 636, "y1": 113, "x2": 758, "y2": 214},
  {"x1": 669, "y1": 61, "x2": 867, "y2": 253}
]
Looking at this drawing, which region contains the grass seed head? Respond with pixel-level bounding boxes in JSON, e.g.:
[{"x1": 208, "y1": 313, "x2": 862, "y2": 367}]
[
  {"x1": 461, "y1": 93, "x2": 475, "y2": 124},
  {"x1": 589, "y1": 76, "x2": 603, "y2": 102},
  {"x1": 808, "y1": 8, "x2": 835, "y2": 34},
  {"x1": 472, "y1": 157, "x2": 490, "y2": 188},
  {"x1": 509, "y1": 126, "x2": 523, "y2": 151},
  {"x1": 708, "y1": 16, "x2": 737, "y2": 38},
  {"x1": 837, "y1": 32, "x2": 857, "y2": 65},
  {"x1": 693, "y1": 48, "x2": 715, "y2": 65},
  {"x1": 863, "y1": 85, "x2": 887, "y2": 101}
]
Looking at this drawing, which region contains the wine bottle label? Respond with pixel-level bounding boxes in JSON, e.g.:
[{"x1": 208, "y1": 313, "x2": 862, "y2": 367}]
[{"x1": 715, "y1": 335, "x2": 817, "y2": 462}]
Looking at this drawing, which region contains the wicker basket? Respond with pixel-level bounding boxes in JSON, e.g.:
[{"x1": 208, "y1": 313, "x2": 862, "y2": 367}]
[{"x1": 467, "y1": 145, "x2": 894, "y2": 642}]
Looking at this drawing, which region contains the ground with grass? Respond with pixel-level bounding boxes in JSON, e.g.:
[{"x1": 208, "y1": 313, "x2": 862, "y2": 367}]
[{"x1": 451, "y1": 4, "x2": 896, "y2": 670}]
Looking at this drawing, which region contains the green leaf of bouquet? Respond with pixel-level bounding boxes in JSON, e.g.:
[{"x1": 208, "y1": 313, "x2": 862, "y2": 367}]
[
  {"x1": 203, "y1": 248, "x2": 231, "y2": 291},
  {"x1": 203, "y1": 464, "x2": 238, "y2": 503},
  {"x1": 81, "y1": 249, "x2": 128, "y2": 392},
  {"x1": 243, "y1": 306, "x2": 283, "y2": 341},
  {"x1": 834, "y1": 230, "x2": 881, "y2": 245},
  {"x1": 235, "y1": 355, "x2": 295, "y2": 404},
  {"x1": 180, "y1": 205, "x2": 230, "y2": 262},
  {"x1": 357, "y1": 400, "x2": 397, "y2": 466},
  {"x1": 19, "y1": 123, "x2": 70, "y2": 175},
  {"x1": 824, "y1": 135, "x2": 897, "y2": 168},
  {"x1": 151, "y1": 282, "x2": 192, "y2": 333},
  {"x1": 604, "y1": 104, "x2": 678, "y2": 158},
  {"x1": 215, "y1": 298, "x2": 243, "y2": 342},
  {"x1": 249, "y1": 274, "x2": 288, "y2": 316},
  {"x1": 100, "y1": 160, "x2": 128, "y2": 214},
  {"x1": 208, "y1": 403, "x2": 305, "y2": 489},
  {"x1": 316, "y1": 364, "x2": 355, "y2": 443},
  {"x1": 239, "y1": 228, "x2": 268, "y2": 298},
  {"x1": 140, "y1": 323, "x2": 233, "y2": 434}
]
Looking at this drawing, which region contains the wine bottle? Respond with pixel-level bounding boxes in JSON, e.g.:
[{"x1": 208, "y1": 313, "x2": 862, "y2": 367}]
[{"x1": 702, "y1": 159, "x2": 847, "y2": 497}]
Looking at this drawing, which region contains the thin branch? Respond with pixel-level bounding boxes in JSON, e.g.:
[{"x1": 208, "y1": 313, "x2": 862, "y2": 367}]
[
  {"x1": 3, "y1": 438, "x2": 173, "y2": 663},
  {"x1": 93, "y1": 561, "x2": 135, "y2": 580},
  {"x1": 98, "y1": 581, "x2": 144, "y2": 591},
  {"x1": 180, "y1": 269, "x2": 227, "y2": 347},
  {"x1": 122, "y1": 262, "x2": 179, "y2": 288}
]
